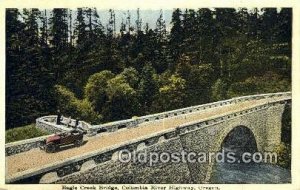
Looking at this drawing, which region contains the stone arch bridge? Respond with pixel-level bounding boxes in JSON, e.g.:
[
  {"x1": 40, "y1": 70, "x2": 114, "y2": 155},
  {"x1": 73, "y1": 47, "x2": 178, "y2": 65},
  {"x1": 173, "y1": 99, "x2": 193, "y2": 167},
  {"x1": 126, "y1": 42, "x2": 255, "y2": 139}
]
[{"x1": 5, "y1": 92, "x2": 291, "y2": 184}]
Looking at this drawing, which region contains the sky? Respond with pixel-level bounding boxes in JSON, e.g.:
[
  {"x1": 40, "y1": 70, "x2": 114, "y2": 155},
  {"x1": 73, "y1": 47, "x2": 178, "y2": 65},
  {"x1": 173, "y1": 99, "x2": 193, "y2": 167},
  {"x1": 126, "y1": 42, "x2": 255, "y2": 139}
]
[
  {"x1": 38, "y1": 9, "x2": 174, "y2": 32},
  {"x1": 96, "y1": 9, "x2": 173, "y2": 32},
  {"x1": 16, "y1": 9, "x2": 174, "y2": 33}
]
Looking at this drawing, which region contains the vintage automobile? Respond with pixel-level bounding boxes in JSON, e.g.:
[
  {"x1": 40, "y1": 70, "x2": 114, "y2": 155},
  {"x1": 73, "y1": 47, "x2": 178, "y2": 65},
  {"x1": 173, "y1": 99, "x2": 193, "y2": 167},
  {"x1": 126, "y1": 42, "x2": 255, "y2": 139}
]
[{"x1": 40, "y1": 129, "x2": 84, "y2": 153}]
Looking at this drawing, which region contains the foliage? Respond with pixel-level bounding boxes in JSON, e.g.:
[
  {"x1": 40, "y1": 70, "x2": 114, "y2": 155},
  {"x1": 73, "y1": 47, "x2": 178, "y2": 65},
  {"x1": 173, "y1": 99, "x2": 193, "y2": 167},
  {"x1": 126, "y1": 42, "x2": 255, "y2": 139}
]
[
  {"x1": 119, "y1": 67, "x2": 139, "y2": 89},
  {"x1": 55, "y1": 85, "x2": 101, "y2": 123},
  {"x1": 275, "y1": 142, "x2": 291, "y2": 169},
  {"x1": 211, "y1": 79, "x2": 228, "y2": 101},
  {"x1": 84, "y1": 68, "x2": 140, "y2": 122},
  {"x1": 138, "y1": 63, "x2": 159, "y2": 114},
  {"x1": 104, "y1": 75, "x2": 140, "y2": 121},
  {"x1": 6, "y1": 8, "x2": 291, "y2": 129},
  {"x1": 6, "y1": 9, "x2": 56, "y2": 129},
  {"x1": 275, "y1": 103, "x2": 291, "y2": 169},
  {"x1": 156, "y1": 74, "x2": 187, "y2": 111},
  {"x1": 6, "y1": 124, "x2": 49, "y2": 143},
  {"x1": 84, "y1": 70, "x2": 115, "y2": 112},
  {"x1": 281, "y1": 104, "x2": 291, "y2": 145},
  {"x1": 227, "y1": 72, "x2": 291, "y2": 98}
]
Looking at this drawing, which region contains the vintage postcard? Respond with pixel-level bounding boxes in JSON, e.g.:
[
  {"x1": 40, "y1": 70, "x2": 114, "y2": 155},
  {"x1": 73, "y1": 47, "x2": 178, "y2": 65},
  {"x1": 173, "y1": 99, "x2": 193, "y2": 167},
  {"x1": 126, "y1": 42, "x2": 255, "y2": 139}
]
[{"x1": 0, "y1": 0, "x2": 299, "y2": 190}]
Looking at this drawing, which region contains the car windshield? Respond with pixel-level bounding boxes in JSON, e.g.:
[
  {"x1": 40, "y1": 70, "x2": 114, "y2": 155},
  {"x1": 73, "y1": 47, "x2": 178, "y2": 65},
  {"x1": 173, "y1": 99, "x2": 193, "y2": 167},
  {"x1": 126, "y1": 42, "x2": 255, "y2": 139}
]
[
  {"x1": 59, "y1": 133, "x2": 67, "y2": 137},
  {"x1": 71, "y1": 130, "x2": 79, "y2": 134}
]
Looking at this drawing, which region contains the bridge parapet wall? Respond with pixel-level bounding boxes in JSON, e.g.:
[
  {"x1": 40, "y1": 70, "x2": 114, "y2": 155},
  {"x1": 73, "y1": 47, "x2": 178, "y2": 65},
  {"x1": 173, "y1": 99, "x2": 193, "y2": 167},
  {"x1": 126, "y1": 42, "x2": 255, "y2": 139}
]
[
  {"x1": 90, "y1": 92, "x2": 291, "y2": 135},
  {"x1": 36, "y1": 115, "x2": 72, "y2": 134},
  {"x1": 5, "y1": 134, "x2": 53, "y2": 156},
  {"x1": 36, "y1": 115, "x2": 90, "y2": 133},
  {"x1": 176, "y1": 96, "x2": 290, "y2": 136}
]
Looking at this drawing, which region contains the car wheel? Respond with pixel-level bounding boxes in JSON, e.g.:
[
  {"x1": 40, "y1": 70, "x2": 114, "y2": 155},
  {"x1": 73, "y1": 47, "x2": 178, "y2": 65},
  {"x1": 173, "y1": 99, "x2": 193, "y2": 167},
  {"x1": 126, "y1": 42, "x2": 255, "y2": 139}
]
[
  {"x1": 74, "y1": 139, "x2": 83, "y2": 147},
  {"x1": 46, "y1": 143, "x2": 57, "y2": 153}
]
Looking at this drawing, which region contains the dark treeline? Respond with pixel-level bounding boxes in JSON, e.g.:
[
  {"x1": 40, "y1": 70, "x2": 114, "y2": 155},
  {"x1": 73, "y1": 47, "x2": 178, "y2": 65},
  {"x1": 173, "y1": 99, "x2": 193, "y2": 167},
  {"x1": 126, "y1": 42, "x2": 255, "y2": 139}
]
[{"x1": 6, "y1": 8, "x2": 291, "y2": 129}]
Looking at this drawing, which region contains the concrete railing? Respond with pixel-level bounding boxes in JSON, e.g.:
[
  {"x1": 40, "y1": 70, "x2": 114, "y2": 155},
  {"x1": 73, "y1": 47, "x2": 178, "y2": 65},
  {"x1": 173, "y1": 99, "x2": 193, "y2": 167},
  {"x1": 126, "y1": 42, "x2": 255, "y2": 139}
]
[
  {"x1": 36, "y1": 115, "x2": 73, "y2": 134},
  {"x1": 5, "y1": 92, "x2": 291, "y2": 183},
  {"x1": 5, "y1": 134, "x2": 53, "y2": 156},
  {"x1": 89, "y1": 91, "x2": 291, "y2": 135},
  {"x1": 36, "y1": 115, "x2": 91, "y2": 133},
  {"x1": 176, "y1": 96, "x2": 291, "y2": 135}
]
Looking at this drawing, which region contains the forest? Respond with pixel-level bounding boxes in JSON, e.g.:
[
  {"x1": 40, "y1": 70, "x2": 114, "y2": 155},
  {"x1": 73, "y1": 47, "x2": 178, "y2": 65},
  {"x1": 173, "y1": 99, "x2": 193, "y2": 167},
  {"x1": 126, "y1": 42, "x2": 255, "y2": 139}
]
[{"x1": 6, "y1": 8, "x2": 291, "y2": 129}]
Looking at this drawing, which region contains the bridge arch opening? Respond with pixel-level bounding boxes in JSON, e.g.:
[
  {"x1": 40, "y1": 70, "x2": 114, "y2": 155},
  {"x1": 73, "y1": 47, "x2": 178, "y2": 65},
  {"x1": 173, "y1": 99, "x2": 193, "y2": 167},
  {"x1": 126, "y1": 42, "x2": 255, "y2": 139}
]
[
  {"x1": 210, "y1": 126, "x2": 259, "y2": 182},
  {"x1": 221, "y1": 126, "x2": 258, "y2": 157}
]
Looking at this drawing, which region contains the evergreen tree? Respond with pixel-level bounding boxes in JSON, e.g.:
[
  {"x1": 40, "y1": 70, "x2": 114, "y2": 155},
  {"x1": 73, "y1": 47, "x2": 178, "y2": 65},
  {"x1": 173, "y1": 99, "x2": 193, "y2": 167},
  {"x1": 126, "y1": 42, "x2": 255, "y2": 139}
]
[
  {"x1": 40, "y1": 10, "x2": 49, "y2": 47},
  {"x1": 196, "y1": 9, "x2": 217, "y2": 67},
  {"x1": 154, "y1": 10, "x2": 169, "y2": 73},
  {"x1": 49, "y1": 8, "x2": 70, "y2": 83},
  {"x1": 277, "y1": 8, "x2": 292, "y2": 43},
  {"x1": 6, "y1": 9, "x2": 55, "y2": 129},
  {"x1": 74, "y1": 8, "x2": 86, "y2": 47},
  {"x1": 138, "y1": 63, "x2": 159, "y2": 114},
  {"x1": 49, "y1": 8, "x2": 69, "y2": 50},
  {"x1": 6, "y1": 8, "x2": 26, "y2": 129},
  {"x1": 261, "y1": 8, "x2": 279, "y2": 43},
  {"x1": 169, "y1": 8, "x2": 184, "y2": 64},
  {"x1": 92, "y1": 8, "x2": 105, "y2": 39},
  {"x1": 248, "y1": 8, "x2": 261, "y2": 39}
]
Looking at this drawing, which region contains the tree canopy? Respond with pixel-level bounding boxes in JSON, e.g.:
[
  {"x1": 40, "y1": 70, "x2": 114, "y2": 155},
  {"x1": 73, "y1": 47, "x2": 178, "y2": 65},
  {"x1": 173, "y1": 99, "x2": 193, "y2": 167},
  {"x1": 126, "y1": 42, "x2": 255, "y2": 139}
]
[{"x1": 6, "y1": 8, "x2": 291, "y2": 129}]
